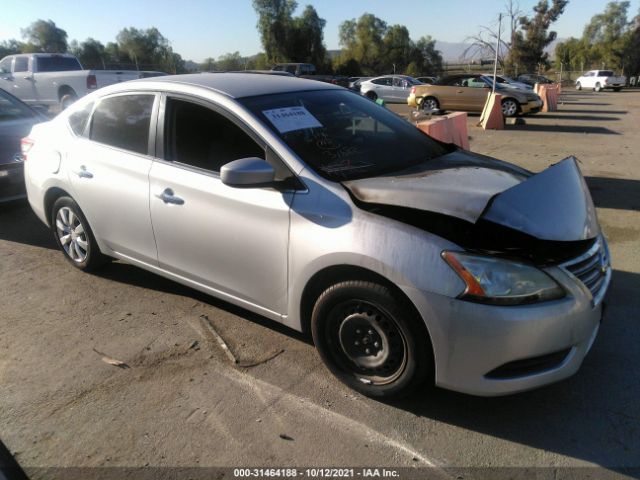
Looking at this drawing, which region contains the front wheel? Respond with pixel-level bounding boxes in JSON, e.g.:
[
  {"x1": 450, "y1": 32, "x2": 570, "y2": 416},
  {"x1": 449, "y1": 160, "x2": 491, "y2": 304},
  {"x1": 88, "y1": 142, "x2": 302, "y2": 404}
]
[
  {"x1": 576, "y1": 82, "x2": 582, "y2": 91},
  {"x1": 365, "y1": 91, "x2": 378, "y2": 101},
  {"x1": 311, "y1": 280, "x2": 431, "y2": 398},
  {"x1": 501, "y1": 98, "x2": 519, "y2": 117},
  {"x1": 51, "y1": 196, "x2": 109, "y2": 271},
  {"x1": 421, "y1": 96, "x2": 440, "y2": 112}
]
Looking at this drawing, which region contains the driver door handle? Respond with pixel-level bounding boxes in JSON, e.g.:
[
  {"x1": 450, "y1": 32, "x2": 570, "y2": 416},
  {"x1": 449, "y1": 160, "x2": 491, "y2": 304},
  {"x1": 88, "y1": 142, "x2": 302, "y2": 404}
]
[{"x1": 155, "y1": 188, "x2": 184, "y2": 205}]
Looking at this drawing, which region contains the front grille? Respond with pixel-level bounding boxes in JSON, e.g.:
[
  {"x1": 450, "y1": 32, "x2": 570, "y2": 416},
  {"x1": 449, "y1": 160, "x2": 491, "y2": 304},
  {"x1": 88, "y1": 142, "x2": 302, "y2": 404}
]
[{"x1": 561, "y1": 238, "x2": 611, "y2": 305}]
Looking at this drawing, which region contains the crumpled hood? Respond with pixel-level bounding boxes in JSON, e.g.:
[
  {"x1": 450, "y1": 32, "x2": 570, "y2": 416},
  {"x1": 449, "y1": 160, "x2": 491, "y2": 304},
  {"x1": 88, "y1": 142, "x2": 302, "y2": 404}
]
[{"x1": 343, "y1": 151, "x2": 599, "y2": 242}]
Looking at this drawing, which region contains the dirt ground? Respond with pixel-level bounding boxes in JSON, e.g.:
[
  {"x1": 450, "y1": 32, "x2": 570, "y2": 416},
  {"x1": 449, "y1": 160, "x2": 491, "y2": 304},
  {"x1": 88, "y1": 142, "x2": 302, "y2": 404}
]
[{"x1": 1, "y1": 89, "x2": 639, "y2": 480}]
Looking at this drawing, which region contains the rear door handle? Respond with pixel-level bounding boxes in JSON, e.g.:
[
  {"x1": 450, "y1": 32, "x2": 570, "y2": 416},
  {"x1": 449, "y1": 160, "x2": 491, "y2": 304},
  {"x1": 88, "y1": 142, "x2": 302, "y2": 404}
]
[
  {"x1": 155, "y1": 188, "x2": 184, "y2": 205},
  {"x1": 74, "y1": 165, "x2": 93, "y2": 178}
]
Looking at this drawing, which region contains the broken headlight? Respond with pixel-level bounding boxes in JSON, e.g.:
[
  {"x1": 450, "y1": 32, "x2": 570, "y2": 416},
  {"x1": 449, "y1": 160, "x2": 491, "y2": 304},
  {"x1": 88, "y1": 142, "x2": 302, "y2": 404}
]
[{"x1": 442, "y1": 251, "x2": 565, "y2": 305}]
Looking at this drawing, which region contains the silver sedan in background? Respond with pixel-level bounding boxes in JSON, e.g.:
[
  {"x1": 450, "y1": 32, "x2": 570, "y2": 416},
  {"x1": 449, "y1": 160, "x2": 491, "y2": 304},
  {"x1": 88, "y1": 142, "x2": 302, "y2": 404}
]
[
  {"x1": 359, "y1": 74, "x2": 423, "y2": 103},
  {"x1": 23, "y1": 74, "x2": 609, "y2": 398}
]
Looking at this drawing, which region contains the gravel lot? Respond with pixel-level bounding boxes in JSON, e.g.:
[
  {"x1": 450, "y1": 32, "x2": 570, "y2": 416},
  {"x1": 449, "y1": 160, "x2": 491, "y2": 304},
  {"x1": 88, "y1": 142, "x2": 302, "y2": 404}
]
[{"x1": 1, "y1": 89, "x2": 639, "y2": 480}]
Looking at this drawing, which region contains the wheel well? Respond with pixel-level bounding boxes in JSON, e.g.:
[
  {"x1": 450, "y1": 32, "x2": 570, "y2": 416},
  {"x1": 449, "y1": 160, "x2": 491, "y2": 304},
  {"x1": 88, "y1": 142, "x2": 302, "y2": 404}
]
[
  {"x1": 43, "y1": 187, "x2": 72, "y2": 226},
  {"x1": 300, "y1": 265, "x2": 424, "y2": 337},
  {"x1": 58, "y1": 85, "x2": 76, "y2": 101}
]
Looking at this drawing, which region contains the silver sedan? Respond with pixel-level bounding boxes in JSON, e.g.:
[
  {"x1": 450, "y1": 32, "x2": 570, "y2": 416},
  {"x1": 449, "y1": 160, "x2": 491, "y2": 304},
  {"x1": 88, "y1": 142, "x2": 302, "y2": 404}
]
[
  {"x1": 359, "y1": 74, "x2": 422, "y2": 103},
  {"x1": 23, "y1": 74, "x2": 610, "y2": 398}
]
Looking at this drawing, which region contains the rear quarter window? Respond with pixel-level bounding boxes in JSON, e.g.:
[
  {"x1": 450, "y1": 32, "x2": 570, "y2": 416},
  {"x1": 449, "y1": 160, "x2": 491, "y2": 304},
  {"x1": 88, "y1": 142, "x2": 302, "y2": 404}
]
[{"x1": 68, "y1": 102, "x2": 95, "y2": 136}]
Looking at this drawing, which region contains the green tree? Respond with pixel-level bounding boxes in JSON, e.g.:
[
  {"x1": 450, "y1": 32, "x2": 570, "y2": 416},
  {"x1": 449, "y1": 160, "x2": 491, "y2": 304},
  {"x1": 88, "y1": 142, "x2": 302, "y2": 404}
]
[
  {"x1": 0, "y1": 39, "x2": 25, "y2": 58},
  {"x1": 335, "y1": 13, "x2": 388, "y2": 75},
  {"x1": 508, "y1": 0, "x2": 569, "y2": 72},
  {"x1": 289, "y1": 5, "x2": 327, "y2": 67},
  {"x1": 252, "y1": 0, "x2": 297, "y2": 64},
  {"x1": 21, "y1": 19, "x2": 68, "y2": 53},
  {"x1": 115, "y1": 27, "x2": 184, "y2": 73},
  {"x1": 70, "y1": 38, "x2": 107, "y2": 69},
  {"x1": 252, "y1": 1, "x2": 327, "y2": 67},
  {"x1": 415, "y1": 35, "x2": 443, "y2": 74},
  {"x1": 216, "y1": 51, "x2": 245, "y2": 71}
]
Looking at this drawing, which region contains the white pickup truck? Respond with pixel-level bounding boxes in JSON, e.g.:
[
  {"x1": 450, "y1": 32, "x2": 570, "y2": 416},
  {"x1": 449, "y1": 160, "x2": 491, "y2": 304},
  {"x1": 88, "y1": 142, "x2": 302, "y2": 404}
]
[
  {"x1": 0, "y1": 53, "x2": 145, "y2": 109},
  {"x1": 575, "y1": 70, "x2": 626, "y2": 92}
]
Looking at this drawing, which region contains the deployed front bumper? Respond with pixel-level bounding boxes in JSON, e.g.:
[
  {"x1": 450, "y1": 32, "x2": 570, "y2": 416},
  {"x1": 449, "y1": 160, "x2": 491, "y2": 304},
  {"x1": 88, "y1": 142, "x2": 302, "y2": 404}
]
[{"x1": 404, "y1": 244, "x2": 611, "y2": 396}]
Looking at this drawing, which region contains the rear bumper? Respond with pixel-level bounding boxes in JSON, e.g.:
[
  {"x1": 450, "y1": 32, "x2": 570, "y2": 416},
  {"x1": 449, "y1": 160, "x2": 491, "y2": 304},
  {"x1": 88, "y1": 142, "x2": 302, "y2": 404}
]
[{"x1": 0, "y1": 162, "x2": 26, "y2": 202}]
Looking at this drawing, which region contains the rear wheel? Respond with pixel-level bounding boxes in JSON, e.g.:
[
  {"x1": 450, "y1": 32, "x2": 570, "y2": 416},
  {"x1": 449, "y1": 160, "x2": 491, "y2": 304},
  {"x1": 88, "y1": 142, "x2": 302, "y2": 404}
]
[
  {"x1": 311, "y1": 280, "x2": 431, "y2": 398},
  {"x1": 613, "y1": 87, "x2": 622, "y2": 92},
  {"x1": 501, "y1": 98, "x2": 519, "y2": 117},
  {"x1": 60, "y1": 91, "x2": 78, "y2": 110},
  {"x1": 50, "y1": 196, "x2": 109, "y2": 271},
  {"x1": 576, "y1": 82, "x2": 582, "y2": 91},
  {"x1": 594, "y1": 82, "x2": 602, "y2": 92}
]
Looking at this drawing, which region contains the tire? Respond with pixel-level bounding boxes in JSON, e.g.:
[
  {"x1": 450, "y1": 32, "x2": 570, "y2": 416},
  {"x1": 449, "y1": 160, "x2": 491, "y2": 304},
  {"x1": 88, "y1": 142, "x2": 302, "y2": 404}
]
[
  {"x1": 501, "y1": 98, "x2": 519, "y2": 117},
  {"x1": 365, "y1": 91, "x2": 378, "y2": 101},
  {"x1": 613, "y1": 87, "x2": 622, "y2": 92},
  {"x1": 311, "y1": 280, "x2": 432, "y2": 399},
  {"x1": 60, "y1": 91, "x2": 78, "y2": 110},
  {"x1": 50, "y1": 196, "x2": 109, "y2": 271},
  {"x1": 594, "y1": 83, "x2": 602, "y2": 92},
  {"x1": 576, "y1": 82, "x2": 582, "y2": 91},
  {"x1": 421, "y1": 96, "x2": 440, "y2": 112}
]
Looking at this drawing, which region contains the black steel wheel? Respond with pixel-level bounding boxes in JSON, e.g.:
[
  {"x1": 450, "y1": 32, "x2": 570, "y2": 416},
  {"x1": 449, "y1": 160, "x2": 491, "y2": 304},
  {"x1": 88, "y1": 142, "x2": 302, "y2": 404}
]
[{"x1": 311, "y1": 280, "x2": 432, "y2": 398}]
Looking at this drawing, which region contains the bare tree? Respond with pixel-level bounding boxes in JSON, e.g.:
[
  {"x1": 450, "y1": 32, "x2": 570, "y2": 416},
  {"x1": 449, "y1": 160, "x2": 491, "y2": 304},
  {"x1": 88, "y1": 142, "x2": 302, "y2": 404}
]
[{"x1": 463, "y1": 0, "x2": 522, "y2": 68}]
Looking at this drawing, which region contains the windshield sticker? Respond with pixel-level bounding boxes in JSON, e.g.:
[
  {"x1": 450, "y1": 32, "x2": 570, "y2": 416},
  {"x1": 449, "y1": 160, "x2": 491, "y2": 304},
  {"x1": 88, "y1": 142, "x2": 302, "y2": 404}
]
[{"x1": 262, "y1": 107, "x2": 322, "y2": 133}]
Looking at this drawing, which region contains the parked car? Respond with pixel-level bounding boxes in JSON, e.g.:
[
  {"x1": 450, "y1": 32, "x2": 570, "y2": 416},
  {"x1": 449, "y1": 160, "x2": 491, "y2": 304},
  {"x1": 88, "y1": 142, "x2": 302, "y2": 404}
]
[
  {"x1": 0, "y1": 88, "x2": 47, "y2": 202},
  {"x1": 24, "y1": 73, "x2": 610, "y2": 398},
  {"x1": 408, "y1": 74, "x2": 542, "y2": 117},
  {"x1": 516, "y1": 73, "x2": 555, "y2": 87},
  {"x1": 0, "y1": 53, "x2": 143, "y2": 110},
  {"x1": 575, "y1": 70, "x2": 626, "y2": 92},
  {"x1": 482, "y1": 74, "x2": 532, "y2": 90},
  {"x1": 271, "y1": 63, "x2": 349, "y2": 87},
  {"x1": 359, "y1": 75, "x2": 423, "y2": 103},
  {"x1": 416, "y1": 76, "x2": 437, "y2": 85},
  {"x1": 348, "y1": 76, "x2": 373, "y2": 92}
]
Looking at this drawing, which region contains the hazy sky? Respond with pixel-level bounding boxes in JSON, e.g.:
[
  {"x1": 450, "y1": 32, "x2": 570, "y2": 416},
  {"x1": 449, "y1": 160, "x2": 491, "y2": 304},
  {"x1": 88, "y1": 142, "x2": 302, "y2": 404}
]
[{"x1": 2, "y1": 0, "x2": 638, "y2": 62}]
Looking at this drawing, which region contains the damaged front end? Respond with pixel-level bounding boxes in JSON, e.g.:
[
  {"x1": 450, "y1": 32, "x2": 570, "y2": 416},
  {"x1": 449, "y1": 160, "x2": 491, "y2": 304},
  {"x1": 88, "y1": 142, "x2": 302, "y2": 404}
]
[{"x1": 343, "y1": 153, "x2": 600, "y2": 266}]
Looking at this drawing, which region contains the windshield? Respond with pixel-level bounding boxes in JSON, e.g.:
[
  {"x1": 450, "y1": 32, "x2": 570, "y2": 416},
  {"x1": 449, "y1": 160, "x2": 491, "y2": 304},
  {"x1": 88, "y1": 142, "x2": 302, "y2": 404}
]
[{"x1": 240, "y1": 89, "x2": 449, "y2": 182}]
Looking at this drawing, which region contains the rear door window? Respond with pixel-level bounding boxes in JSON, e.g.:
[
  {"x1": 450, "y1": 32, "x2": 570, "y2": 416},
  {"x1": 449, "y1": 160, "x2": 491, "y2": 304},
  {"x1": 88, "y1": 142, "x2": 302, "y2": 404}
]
[
  {"x1": 89, "y1": 95, "x2": 155, "y2": 155},
  {"x1": 13, "y1": 57, "x2": 28, "y2": 73}
]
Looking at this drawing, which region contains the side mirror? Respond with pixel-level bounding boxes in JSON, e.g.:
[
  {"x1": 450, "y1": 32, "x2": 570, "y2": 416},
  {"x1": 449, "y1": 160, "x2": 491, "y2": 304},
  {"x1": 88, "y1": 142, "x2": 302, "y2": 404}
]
[{"x1": 221, "y1": 157, "x2": 276, "y2": 188}]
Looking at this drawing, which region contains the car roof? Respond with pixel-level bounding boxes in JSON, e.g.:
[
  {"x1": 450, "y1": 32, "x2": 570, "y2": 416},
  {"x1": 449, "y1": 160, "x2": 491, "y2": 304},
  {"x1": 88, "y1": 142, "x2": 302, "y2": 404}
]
[{"x1": 135, "y1": 72, "x2": 340, "y2": 99}]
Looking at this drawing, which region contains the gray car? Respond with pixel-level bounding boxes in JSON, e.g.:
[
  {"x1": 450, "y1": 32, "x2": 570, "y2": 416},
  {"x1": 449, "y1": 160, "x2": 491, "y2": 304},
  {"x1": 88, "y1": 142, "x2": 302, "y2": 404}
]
[
  {"x1": 0, "y1": 88, "x2": 47, "y2": 202},
  {"x1": 23, "y1": 74, "x2": 610, "y2": 398}
]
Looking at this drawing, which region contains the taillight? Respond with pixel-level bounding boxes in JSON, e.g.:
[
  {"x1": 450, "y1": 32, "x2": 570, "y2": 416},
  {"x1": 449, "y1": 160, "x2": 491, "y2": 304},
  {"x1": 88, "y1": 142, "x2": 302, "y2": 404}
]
[
  {"x1": 411, "y1": 87, "x2": 416, "y2": 94},
  {"x1": 603, "y1": 78, "x2": 608, "y2": 84},
  {"x1": 331, "y1": 79, "x2": 337, "y2": 84},
  {"x1": 87, "y1": 74, "x2": 97, "y2": 89},
  {"x1": 21, "y1": 137, "x2": 34, "y2": 161}
]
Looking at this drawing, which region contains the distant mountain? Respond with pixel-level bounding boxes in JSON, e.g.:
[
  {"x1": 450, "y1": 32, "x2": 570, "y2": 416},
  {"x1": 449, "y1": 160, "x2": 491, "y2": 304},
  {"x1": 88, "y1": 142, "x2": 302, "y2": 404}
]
[{"x1": 434, "y1": 38, "x2": 565, "y2": 63}]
